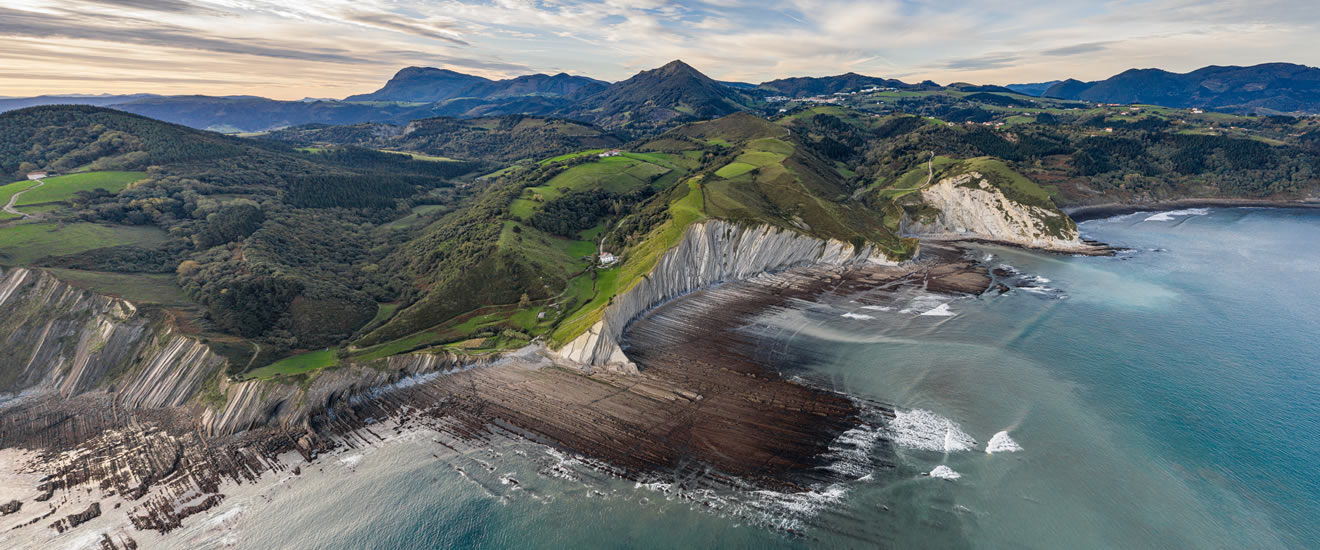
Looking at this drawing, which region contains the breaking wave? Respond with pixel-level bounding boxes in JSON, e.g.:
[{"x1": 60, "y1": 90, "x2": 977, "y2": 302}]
[
  {"x1": 985, "y1": 431, "x2": 1022, "y2": 454},
  {"x1": 841, "y1": 312, "x2": 876, "y2": 320},
  {"x1": 928, "y1": 465, "x2": 961, "y2": 480},
  {"x1": 919, "y1": 303, "x2": 956, "y2": 317},
  {"x1": 887, "y1": 409, "x2": 976, "y2": 453},
  {"x1": 1145, "y1": 208, "x2": 1209, "y2": 222}
]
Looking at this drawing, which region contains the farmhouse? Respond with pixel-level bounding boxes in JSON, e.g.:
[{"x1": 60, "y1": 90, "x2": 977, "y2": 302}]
[
  {"x1": 26, "y1": 171, "x2": 48, "y2": 180},
  {"x1": 598, "y1": 150, "x2": 622, "y2": 158}
]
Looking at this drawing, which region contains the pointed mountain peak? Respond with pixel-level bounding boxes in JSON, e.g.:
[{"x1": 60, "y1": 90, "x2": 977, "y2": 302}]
[{"x1": 654, "y1": 60, "x2": 706, "y2": 78}]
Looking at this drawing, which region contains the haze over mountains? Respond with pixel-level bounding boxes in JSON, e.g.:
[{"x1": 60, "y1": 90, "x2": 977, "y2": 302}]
[{"x1": 2, "y1": 61, "x2": 1316, "y2": 133}]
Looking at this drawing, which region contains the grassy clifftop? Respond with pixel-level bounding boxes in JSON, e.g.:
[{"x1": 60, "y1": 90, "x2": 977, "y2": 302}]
[{"x1": 359, "y1": 112, "x2": 917, "y2": 359}]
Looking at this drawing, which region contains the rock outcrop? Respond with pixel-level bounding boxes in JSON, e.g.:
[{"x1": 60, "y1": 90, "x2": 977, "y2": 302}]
[
  {"x1": 0, "y1": 267, "x2": 223, "y2": 407},
  {"x1": 201, "y1": 351, "x2": 495, "y2": 436},
  {"x1": 901, "y1": 171, "x2": 1089, "y2": 251},
  {"x1": 555, "y1": 219, "x2": 892, "y2": 371}
]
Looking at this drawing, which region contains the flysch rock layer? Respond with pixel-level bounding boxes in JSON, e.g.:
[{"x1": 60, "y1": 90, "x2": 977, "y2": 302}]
[
  {"x1": 555, "y1": 219, "x2": 896, "y2": 371},
  {"x1": 0, "y1": 267, "x2": 223, "y2": 409},
  {"x1": 902, "y1": 172, "x2": 1096, "y2": 252}
]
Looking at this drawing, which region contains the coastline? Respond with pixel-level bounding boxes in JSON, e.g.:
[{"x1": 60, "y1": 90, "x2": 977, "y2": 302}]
[
  {"x1": 1065, "y1": 198, "x2": 1320, "y2": 222},
  {"x1": 0, "y1": 245, "x2": 995, "y2": 544}
]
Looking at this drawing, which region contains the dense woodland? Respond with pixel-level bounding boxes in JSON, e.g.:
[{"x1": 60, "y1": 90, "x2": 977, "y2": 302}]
[{"x1": 0, "y1": 106, "x2": 484, "y2": 360}]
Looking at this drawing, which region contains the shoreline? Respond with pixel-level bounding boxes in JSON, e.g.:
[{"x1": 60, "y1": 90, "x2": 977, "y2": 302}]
[
  {"x1": 1065, "y1": 198, "x2": 1320, "y2": 222},
  {"x1": 0, "y1": 248, "x2": 994, "y2": 544}
]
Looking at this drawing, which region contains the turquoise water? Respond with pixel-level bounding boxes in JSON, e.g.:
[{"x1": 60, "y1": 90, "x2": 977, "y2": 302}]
[{"x1": 216, "y1": 208, "x2": 1319, "y2": 549}]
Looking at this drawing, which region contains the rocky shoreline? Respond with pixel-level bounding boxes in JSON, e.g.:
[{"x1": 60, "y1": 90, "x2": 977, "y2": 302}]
[{"x1": 0, "y1": 245, "x2": 994, "y2": 544}]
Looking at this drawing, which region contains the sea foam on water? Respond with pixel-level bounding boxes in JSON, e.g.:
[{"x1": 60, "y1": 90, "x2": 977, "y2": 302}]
[
  {"x1": 887, "y1": 409, "x2": 976, "y2": 453},
  {"x1": 985, "y1": 431, "x2": 1022, "y2": 454}
]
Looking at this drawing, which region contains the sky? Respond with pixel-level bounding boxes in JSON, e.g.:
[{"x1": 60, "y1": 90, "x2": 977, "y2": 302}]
[{"x1": 1, "y1": 0, "x2": 1317, "y2": 99}]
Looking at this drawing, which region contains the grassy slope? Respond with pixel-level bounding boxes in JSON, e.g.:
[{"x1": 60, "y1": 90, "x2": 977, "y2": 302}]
[
  {"x1": 43, "y1": 268, "x2": 191, "y2": 306},
  {"x1": 14, "y1": 171, "x2": 145, "y2": 205},
  {"x1": 240, "y1": 349, "x2": 338, "y2": 380},
  {"x1": 0, "y1": 222, "x2": 167, "y2": 265}
]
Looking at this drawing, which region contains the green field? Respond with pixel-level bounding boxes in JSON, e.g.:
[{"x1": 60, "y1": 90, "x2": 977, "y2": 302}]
[
  {"x1": 0, "y1": 222, "x2": 168, "y2": 265},
  {"x1": 43, "y1": 268, "x2": 192, "y2": 306},
  {"x1": 14, "y1": 172, "x2": 145, "y2": 206},
  {"x1": 715, "y1": 162, "x2": 757, "y2": 178},
  {"x1": 241, "y1": 349, "x2": 339, "y2": 380},
  {"x1": 512, "y1": 155, "x2": 673, "y2": 220}
]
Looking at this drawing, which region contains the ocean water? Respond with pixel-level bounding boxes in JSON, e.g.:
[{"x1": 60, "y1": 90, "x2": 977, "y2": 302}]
[{"x1": 198, "y1": 208, "x2": 1320, "y2": 549}]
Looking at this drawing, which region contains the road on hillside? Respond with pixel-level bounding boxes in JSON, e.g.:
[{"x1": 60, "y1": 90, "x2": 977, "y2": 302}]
[{"x1": 2, "y1": 179, "x2": 46, "y2": 219}]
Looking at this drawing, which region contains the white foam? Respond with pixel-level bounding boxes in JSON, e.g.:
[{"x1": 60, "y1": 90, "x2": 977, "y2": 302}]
[
  {"x1": 821, "y1": 423, "x2": 885, "y2": 477},
  {"x1": 841, "y1": 312, "x2": 875, "y2": 320},
  {"x1": 928, "y1": 465, "x2": 961, "y2": 480},
  {"x1": 888, "y1": 409, "x2": 976, "y2": 452},
  {"x1": 338, "y1": 454, "x2": 363, "y2": 468},
  {"x1": 919, "y1": 303, "x2": 956, "y2": 317},
  {"x1": 985, "y1": 431, "x2": 1022, "y2": 454},
  {"x1": 1145, "y1": 208, "x2": 1209, "y2": 222},
  {"x1": 859, "y1": 305, "x2": 894, "y2": 312}
]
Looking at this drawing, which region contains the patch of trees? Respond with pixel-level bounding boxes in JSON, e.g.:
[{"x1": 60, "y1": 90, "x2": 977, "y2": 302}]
[{"x1": 530, "y1": 187, "x2": 655, "y2": 237}]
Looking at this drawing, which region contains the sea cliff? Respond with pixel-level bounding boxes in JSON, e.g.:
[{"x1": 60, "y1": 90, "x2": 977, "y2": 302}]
[{"x1": 554, "y1": 219, "x2": 893, "y2": 371}]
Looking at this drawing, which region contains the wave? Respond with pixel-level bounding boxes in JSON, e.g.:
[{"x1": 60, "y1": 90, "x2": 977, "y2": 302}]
[
  {"x1": 1145, "y1": 208, "x2": 1209, "y2": 222},
  {"x1": 928, "y1": 465, "x2": 961, "y2": 480},
  {"x1": 860, "y1": 305, "x2": 894, "y2": 312},
  {"x1": 841, "y1": 312, "x2": 876, "y2": 320},
  {"x1": 919, "y1": 303, "x2": 956, "y2": 317},
  {"x1": 888, "y1": 409, "x2": 976, "y2": 453},
  {"x1": 985, "y1": 431, "x2": 1022, "y2": 454}
]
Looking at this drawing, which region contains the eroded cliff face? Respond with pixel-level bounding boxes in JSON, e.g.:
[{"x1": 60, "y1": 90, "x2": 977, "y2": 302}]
[
  {"x1": 202, "y1": 351, "x2": 494, "y2": 436},
  {"x1": 902, "y1": 172, "x2": 1087, "y2": 250},
  {"x1": 555, "y1": 219, "x2": 893, "y2": 371},
  {"x1": 0, "y1": 267, "x2": 224, "y2": 407}
]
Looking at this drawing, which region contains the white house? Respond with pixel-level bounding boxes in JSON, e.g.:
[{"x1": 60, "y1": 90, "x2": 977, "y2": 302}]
[
  {"x1": 599, "y1": 252, "x2": 618, "y2": 266},
  {"x1": 26, "y1": 171, "x2": 48, "y2": 180},
  {"x1": 598, "y1": 150, "x2": 623, "y2": 158}
]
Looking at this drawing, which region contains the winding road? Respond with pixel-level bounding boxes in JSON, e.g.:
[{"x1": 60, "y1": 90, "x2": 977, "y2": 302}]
[{"x1": 2, "y1": 178, "x2": 45, "y2": 219}]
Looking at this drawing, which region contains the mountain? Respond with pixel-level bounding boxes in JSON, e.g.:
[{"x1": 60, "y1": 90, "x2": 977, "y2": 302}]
[
  {"x1": 110, "y1": 95, "x2": 445, "y2": 133},
  {"x1": 0, "y1": 94, "x2": 160, "y2": 113},
  {"x1": 263, "y1": 115, "x2": 623, "y2": 163},
  {"x1": 345, "y1": 67, "x2": 608, "y2": 103},
  {"x1": 565, "y1": 60, "x2": 758, "y2": 130},
  {"x1": 758, "y1": 72, "x2": 914, "y2": 97},
  {"x1": 1004, "y1": 81, "x2": 1062, "y2": 96},
  {"x1": 1042, "y1": 62, "x2": 1320, "y2": 113}
]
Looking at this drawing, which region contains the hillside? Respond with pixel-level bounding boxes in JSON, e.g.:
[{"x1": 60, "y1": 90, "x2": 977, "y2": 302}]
[
  {"x1": 0, "y1": 105, "x2": 484, "y2": 370},
  {"x1": 263, "y1": 115, "x2": 624, "y2": 163},
  {"x1": 1043, "y1": 63, "x2": 1320, "y2": 114},
  {"x1": 566, "y1": 60, "x2": 759, "y2": 132},
  {"x1": 356, "y1": 112, "x2": 918, "y2": 358},
  {"x1": 759, "y1": 72, "x2": 916, "y2": 97}
]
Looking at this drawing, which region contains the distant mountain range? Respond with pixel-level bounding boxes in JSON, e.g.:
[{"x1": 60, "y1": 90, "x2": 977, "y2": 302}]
[
  {"x1": 345, "y1": 67, "x2": 608, "y2": 103},
  {"x1": 4, "y1": 62, "x2": 1317, "y2": 133},
  {"x1": 1042, "y1": 63, "x2": 1320, "y2": 114}
]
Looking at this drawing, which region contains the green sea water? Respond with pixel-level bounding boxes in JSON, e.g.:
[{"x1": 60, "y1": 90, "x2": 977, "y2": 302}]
[{"x1": 194, "y1": 208, "x2": 1319, "y2": 549}]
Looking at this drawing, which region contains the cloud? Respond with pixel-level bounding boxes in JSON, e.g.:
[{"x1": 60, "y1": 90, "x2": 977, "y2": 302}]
[
  {"x1": 77, "y1": 0, "x2": 203, "y2": 12},
  {"x1": 944, "y1": 54, "x2": 1022, "y2": 70},
  {"x1": 340, "y1": 9, "x2": 469, "y2": 45},
  {"x1": 1042, "y1": 41, "x2": 1112, "y2": 56}
]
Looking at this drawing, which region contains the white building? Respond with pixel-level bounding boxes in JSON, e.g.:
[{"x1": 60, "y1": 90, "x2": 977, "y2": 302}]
[{"x1": 26, "y1": 171, "x2": 48, "y2": 180}]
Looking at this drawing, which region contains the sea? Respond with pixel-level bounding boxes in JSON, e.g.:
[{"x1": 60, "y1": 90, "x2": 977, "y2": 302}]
[{"x1": 163, "y1": 207, "x2": 1320, "y2": 549}]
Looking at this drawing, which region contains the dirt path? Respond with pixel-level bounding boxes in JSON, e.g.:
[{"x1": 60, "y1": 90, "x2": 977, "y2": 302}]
[{"x1": 2, "y1": 179, "x2": 45, "y2": 219}]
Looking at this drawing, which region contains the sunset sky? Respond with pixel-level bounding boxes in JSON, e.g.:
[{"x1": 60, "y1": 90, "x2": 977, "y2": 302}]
[{"x1": 2, "y1": 0, "x2": 1317, "y2": 99}]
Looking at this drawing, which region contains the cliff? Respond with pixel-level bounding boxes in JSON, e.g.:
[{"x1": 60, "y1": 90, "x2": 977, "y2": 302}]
[
  {"x1": 201, "y1": 351, "x2": 494, "y2": 436},
  {"x1": 555, "y1": 219, "x2": 890, "y2": 371},
  {"x1": 900, "y1": 168, "x2": 1092, "y2": 252},
  {"x1": 0, "y1": 266, "x2": 499, "y2": 438},
  {"x1": 0, "y1": 267, "x2": 223, "y2": 407}
]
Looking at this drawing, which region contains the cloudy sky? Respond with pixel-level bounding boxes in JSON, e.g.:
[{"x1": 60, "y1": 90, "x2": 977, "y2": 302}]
[{"x1": 2, "y1": 0, "x2": 1317, "y2": 99}]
